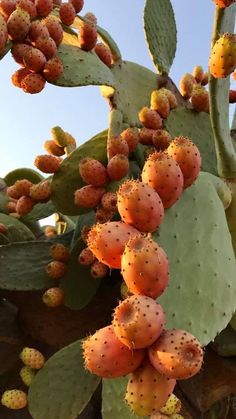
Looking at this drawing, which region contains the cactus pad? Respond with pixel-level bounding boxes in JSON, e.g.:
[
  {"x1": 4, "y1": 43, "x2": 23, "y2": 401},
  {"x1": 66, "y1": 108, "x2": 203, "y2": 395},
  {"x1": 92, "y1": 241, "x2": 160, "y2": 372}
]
[
  {"x1": 0, "y1": 214, "x2": 35, "y2": 241},
  {"x1": 28, "y1": 340, "x2": 100, "y2": 419},
  {"x1": 22, "y1": 201, "x2": 56, "y2": 223},
  {"x1": 165, "y1": 108, "x2": 217, "y2": 175},
  {"x1": 4, "y1": 168, "x2": 43, "y2": 186},
  {"x1": 144, "y1": 0, "x2": 177, "y2": 74},
  {"x1": 153, "y1": 172, "x2": 236, "y2": 345}
]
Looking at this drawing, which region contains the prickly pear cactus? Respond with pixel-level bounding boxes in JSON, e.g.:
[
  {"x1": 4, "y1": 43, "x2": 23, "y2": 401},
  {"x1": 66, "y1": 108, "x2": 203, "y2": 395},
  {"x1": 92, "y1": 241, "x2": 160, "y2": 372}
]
[{"x1": 0, "y1": 0, "x2": 236, "y2": 418}]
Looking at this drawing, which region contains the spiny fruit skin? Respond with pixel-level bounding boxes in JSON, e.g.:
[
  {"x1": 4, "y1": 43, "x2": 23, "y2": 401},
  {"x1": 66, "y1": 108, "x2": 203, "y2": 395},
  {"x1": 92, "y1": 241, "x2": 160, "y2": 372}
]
[
  {"x1": 35, "y1": 35, "x2": 57, "y2": 59},
  {"x1": 7, "y1": 8, "x2": 31, "y2": 41},
  {"x1": 46, "y1": 260, "x2": 66, "y2": 279},
  {"x1": 21, "y1": 73, "x2": 46, "y2": 94},
  {"x1": 79, "y1": 22, "x2": 97, "y2": 51},
  {"x1": 29, "y1": 20, "x2": 50, "y2": 42},
  {"x1": 179, "y1": 73, "x2": 196, "y2": 99},
  {"x1": 43, "y1": 16, "x2": 63, "y2": 46},
  {"x1": 34, "y1": 154, "x2": 61, "y2": 173},
  {"x1": 0, "y1": 13, "x2": 8, "y2": 52},
  {"x1": 43, "y1": 56, "x2": 64, "y2": 82},
  {"x1": 213, "y1": 0, "x2": 235, "y2": 7},
  {"x1": 7, "y1": 185, "x2": 20, "y2": 199},
  {"x1": 95, "y1": 207, "x2": 114, "y2": 223},
  {"x1": 29, "y1": 180, "x2": 52, "y2": 202},
  {"x1": 35, "y1": 0, "x2": 53, "y2": 17},
  {"x1": 23, "y1": 47, "x2": 47, "y2": 72},
  {"x1": 1, "y1": 390, "x2": 27, "y2": 410},
  {"x1": 166, "y1": 136, "x2": 201, "y2": 189},
  {"x1": 87, "y1": 221, "x2": 139, "y2": 269},
  {"x1": 78, "y1": 247, "x2": 96, "y2": 265},
  {"x1": 50, "y1": 243, "x2": 70, "y2": 262},
  {"x1": 16, "y1": 0, "x2": 37, "y2": 19},
  {"x1": 74, "y1": 185, "x2": 105, "y2": 209},
  {"x1": 141, "y1": 152, "x2": 184, "y2": 208},
  {"x1": 139, "y1": 106, "x2": 163, "y2": 129},
  {"x1": 117, "y1": 179, "x2": 164, "y2": 233},
  {"x1": 139, "y1": 128, "x2": 156, "y2": 145},
  {"x1": 209, "y1": 33, "x2": 236, "y2": 78},
  {"x1": 95, "y1": 43, "x2": 113, "y2": 67},
  {"x1": 59, "y1": 2, "x2": 76, "y2": 26},
  {"x1": 121, "y1": 235, "x2": 169, "y2": 299},
  {"x1": 152, "y1": 130, "x2": 172, "y2": 151},
  {"x1": 125, "y1": 359, "x2": 176, "y2": 417},
  {"x1": 20, "y1": 365, "x2": 36, "y2": 386},
  {"x1": 0, "y1": 223, "x2": 7, "y2": 234},
  {"x1": 11, "y1": 42, "x2": 31, "y2": 66},
  {"x1": 149, "y1": 329, "x2": 203, "y2": 380},
  {"x1": 90, "y1": 260, "x2": 109, "y2": 279},
  {"x1": 158, "y1": 88, "x2": 178, "y2": 109},
  {"x1": 14, "y1": 179, "x2": 32, "y2": 197},
  {"x1": 69, "y1": 0, "x2": 84, "y2": 13},
  {"x1": 192, "y1": 65, "x2": 204, "y2": 83},
  {"x1": 42, "y1": 287, "x2": 64, "y2": 307},
  {"x1": 7, "y1": 200, "x2": 17, "y2": 213},
  {"x1": 160, "y1": 394, "x2": 182, "y2": 415},
  {"x1": 107, "y1": 135, "x2": 129, "y2": 160},
  {"x1": 0, "y1": 0, "x2": 16, "y2": 19},
  {"x1": 20, "y1": 347, "x2": 45, "y2": 369},
  {"x1": 107, "y1": 154, "x2": 129, "y2": 181},
  {"x1": 16, "y1": 196, "x2": 34, "y2": 215},
  {"x1": 11, "y1": 68, "x2": 31, "y2": 87},
  {"x1": 150, "y1": 91, "x2": 170, "y2": 119},
  {"x1": 79, "y1": 158, "x2": 108, "y2": 187},
  {"x1": 120, "y1": 127, "x2": 140, "y2": 153},
  {"x1": 44, "y1": 139, "x2": 65, "y2": 156},
  {"x1": 101, "y1": 191, "x2": 117, "y2": 211},
  {"x1": 112, "y1": 295, "x2": 165, "y2": 349},
  {"x1": 191, "y1": 85, "x2": 209, "y2": 113},
  {"x1": 82, "y1": 325, "x2": 145, "y2": 378}
]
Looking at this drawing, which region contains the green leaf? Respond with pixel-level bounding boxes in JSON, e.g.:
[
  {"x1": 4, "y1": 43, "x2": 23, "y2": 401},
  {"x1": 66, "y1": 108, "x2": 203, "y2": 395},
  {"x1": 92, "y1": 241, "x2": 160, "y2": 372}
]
[
  {"x1": 153, "y1": 172, "x2": 236, "y2": 345},
  {"x1": 0, "y1": 241, "x2": 55, "y2": 290},
  {"x1": 28, "y1": 340, "x2": 100, "y2": 419},
  {"x1": 143, "y1": 0, "x2": 177, "y2": 74},
  {"x1": 0, "y1": 214, "x2": 35, "y2": 242},
  {"x1": 51, "y1": 130, "x2": 108, "y2": 215},
  {"x1": 4, "y1": 168, "x2": 43, "y2": 186}
]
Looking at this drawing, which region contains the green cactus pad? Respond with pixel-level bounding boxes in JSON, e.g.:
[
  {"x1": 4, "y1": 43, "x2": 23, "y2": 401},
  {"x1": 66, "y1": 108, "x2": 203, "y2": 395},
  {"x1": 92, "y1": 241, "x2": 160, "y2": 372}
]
[
  {"x1": 0, "y1": 233, "x2": 9, "y2": 245},
  {"x1": 0, "y1": 40, "x2": 12, "y2": 61},
  {"x1": 60, "y1": 238, "x2": 101, "y2": 310},
  {"x1": 101, "y1": 61, "x2": 158, "y2": 126},
  {"x1": 71, "y1": 211, "x2": 95, "y2": 247},
  {"x1": 143, "y1": 0, "x2": 177, "y2": 74},
  {"x1": 4, "y1": 168, "x2": 43, "y2": 186},
  {"x1": 22, "y1": 201, "x2": 56, "y2": 223},
  {"x1": 226, "y1": 181, "x2": 236, "y2": 255},
  {"x1": 28, "y1": 340, "x2": 100, "y2": 419},
  {"x1": 165, "y1": 108, "x2": 217, "y2": 175},
  {"x1": 0, "y1": 214, "x2": 34, "y2": 242},
  {"x1": 102, "y1": 376, "x2": 148, "y2": 419},
  {"x1": 0, "y1": 191, "x2": 8, "y2": 214},
  {"x1": 207, "y1": 173, "x2": 232, "y2": 209},
  {"x1": 54, "y1": 44, "x2": 115, "y2": 88},
  {"x1": 51, "y1": 130, "x2": 107, "y2": 215},
  {"x1": 153, "y1": 172, "x2": 236, "y2": 346},
  {"x1": 0, "y1": 241, "x2": 55, "y2": 290}
]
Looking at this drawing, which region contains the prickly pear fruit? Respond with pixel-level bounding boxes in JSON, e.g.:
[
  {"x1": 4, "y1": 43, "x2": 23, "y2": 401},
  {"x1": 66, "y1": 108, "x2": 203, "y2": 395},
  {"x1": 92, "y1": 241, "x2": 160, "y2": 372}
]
[
  {"x1": 229, "y1": 89, "x2": 236, "y2": 103},
  {"x1": 101, "y1": 191, "x2": 117, "y2": 211},
  {"x1": 95, "y1": 43, "x2": 113, "y2": 67},
  {"x1": 95, "y1": 207, "x2": 114, "y2": 223},
  {"x1": 87, "y1": 221, "x2": 139, "y2": 268},
  {"x1": 7, "y1": 8, "x2": 31, "y2": 41},
  {"x1": 29, "y1": 20, "x2": 49, "y2": 42},
  {"x1": 50, "y1": 243, "x2": 70, "y2": 262},
  {"x1": 42, "y1": 287, "x2": 64, "y2": 307},
  {"x1": 51, "y1": 125, "x2": 67, "y2": 147},
  {"x1": 43, "y1": 56, "x2": 64, "y2": 82},
  {"x1": 11, "y1": 68, "x2": 31, "y2": 88},
  {"x1": 166, "y1": 136, "x2": 201, "y2": 188},
  {"x1": 107, "y1": 154, "x2": 129, "y2": 181},
  {"x1": 14, "y1": 179, "x2": 32, "y2": 197},
  {"x1": 20, "y1": 347, "x2": 45, "y2": 369},
  {"x1": 16, "y1": 196, "x2": 34, "y2": 215},
  {"x1": 78, "y1": 247, "x2": 96, "y2": 265},
  {"x1": 29, "y1": 180, "x2": 51, "y2": 202},
  {"x1": 0, "y1": 0, "x2": 16, "y2": 19},
  {"x1": 209, "y1": 33, "x2": 236, "y2": 78},
  {"x1": 69, "y1": 0, "x2": 84, "y2": 13},
  {"x1": 141, "y1": 152, "x2": 184, "y2": 208},
  {"x1": 11, "y1": 42, "x2": 31, "y2": 66},
  {"x1": 148, "y1": 329, "x2": 203, "y2": 380},
  {"x1": 7, "y1": 201, "x2": 17, "y2": 213},
  {"x1": 35, "y1": 0, "x2": 53, "y2": 17},
  {"x1": 192, "y1": 65, "x2": 204, "y2": 83},
  {"x1": 84, "y1": 12, "x2": 97, "y2": 25},
  {"x1": 82, "y1": 325, "x2": 145, "y2": 378},
  {"x1": 191, "y1": 85, "x2": 209, "y2": 112},
  {"x1": 79, "y1": 158, "x2": 108, "y2": 186},
  {"x1": 59, "y1": 2, "x2": 76, "y2": 26},
  {"x1": 201, "y1": 72, "x2": 209, "y2": 86},
  {"x1": 23, "y1": 47, "x2": 47, "y2": 72},
  {"x1": 34, "y1": 154, "x2": 61, "y2": 173},
  {"x1": 0, "y1": 14, "x2": 7, "y2": 53},
  {"x1": 21, "y1": 73, "x2": 46, "y2": 94},
  {"x1": 152, "y1": 130, "x2": 172, "y2": 151},
  {"x1": 117, "y1": 179, "x2": 164, "y2": 232},
  {"x1": 139, "y1": 106, "x2": 163, "y2": 129},
  {"x1": 43, "y1": 16, "x2": 63, "y2": 46},
  {"x1": 150, "y1": 91, "x2": 170, "y2": 119},
  {"x1": 213, "y1": 0, "x2": 235, "y2": 7},
  {"x1": 125, "y1": 358, "x2": 176, "y2": 416},
  {"x1": 43, "y1": 140, "x2": 65, "y2": 156},
  {"x1": 44, "y1": 225, "x2": 57, "y2": 237},
  {"x1": 158, "y1": 88, "x2": 178, "y2": 109},
  {"x1": 79, "y1": 21, "x2": 97, "y2": 51},
  {"x1": 160, "y1": 394, "x2": 181, "y2": 415},
  {"x1": 90, "y1": 260, "x2": 109, "y2": 279},
  {"x1": 17, "y1": 0, "x2": 37, "y2": 18},
  {"x1": 1, "y1": 390, "x2": 27, "y2": 410},
  {"x1": 112, "y1": 295, "x2": 165, "y2": 349},
  {"x1": 20, "y1": 365, "x2": 36, "y2": 386},
  {"x1": 139, "y1": 128, "x2": 155, "y2": 145},
  {"x1": 74, "y1": 185, "x2": 105, "y2": 208},
  {"x1": 121, "y1": 127, "x2": 140, "y2": 153},
  {"x1": 0, "y1": 223, "x2": 7, "y2": 234},
  {"x1": 46, "y1": 260, "x2": 66, "y2": 279},
  {"x1": 35, "y1": 36, "x2": 57, "y2": 59},
  {"x1": 107, "y1": 135, "x2": 129, "y2": 159},
  {"x1": 121, "y1": 235, "x2": 169, "y2": 299},
  {"x1": 179, "y1": 73, "x2": 196, "y2": 99}
]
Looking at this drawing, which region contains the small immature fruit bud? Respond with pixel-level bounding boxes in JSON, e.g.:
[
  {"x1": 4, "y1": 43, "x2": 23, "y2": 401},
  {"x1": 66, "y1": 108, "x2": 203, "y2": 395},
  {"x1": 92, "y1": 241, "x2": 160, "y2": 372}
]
[
  {"x1": 46, "y1": 260, "x2": 66, "y2": 279},
  {"x1": 95, "y1": 43, "x2": 113, "y2": 67},
  {"x1": 42, "y1": 287, "x2": 64, "y2": 307},
  {"x1": 150, "y1": 91, "x2": 170, "y2": 119},
  {"x1": 21, "y1": 73, "x2": 46, "y2": 94},
  {"x1": 20, "y1": 347, "x2": 45, "y2": 369},
  {"x1": 20, "y1": 366, "x2": 36, "y2": 387},
  {"x1": 79, "y1": 22, "x2": 97, "y2": 51},
  {"x1": 78, "y1": 247, "x2": 96, "y2": 265},
  {"x1": 16, "y1": 196, "x2": 34, "y2": 216},
  {"x1": 192, "y1": 65, "x2": 204, "y2": 83},
  {"x1": 50, "y1": 243, "x2": 70, "y2": 262},
  {"x1": 59, "y1": 2, "x2": 76, "y2": 26},
  {"x1": 120, "y1": 127, "x2": 140, "y2": 153},
  {"x1": 107, "y1": 154, "x2": 129, "y2": 181},
  {"x1": 107, "y1": 135, "x2": 129, "y2": 160},
  {"x1": 139, "y1": 106, "x2": 163, "y2": 129},
  {"x1": 179, "y1": 73, "x2": 196, "y2": 99},
  {"x1": 74, "y1": 185, "x2": 105, "y2": 209},
  {"x1": 1, "y1": 389, "x2": 27, "y2": 410},
  {"x1": 44, "y1": 140, "x2": 65, "y2": 156},
  {"x1": 34, "y1": 154, "x2": 61, "y2": 173},
  {"x1": 90, "y1": 260, "x2": 109, "y2": 279}
]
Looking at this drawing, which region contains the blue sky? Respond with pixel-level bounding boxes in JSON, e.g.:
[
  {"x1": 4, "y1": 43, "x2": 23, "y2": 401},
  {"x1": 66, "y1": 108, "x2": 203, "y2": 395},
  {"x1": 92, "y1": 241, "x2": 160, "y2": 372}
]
[{"x1": 0, "y1": 0, "x2": 235, "y2": 178}]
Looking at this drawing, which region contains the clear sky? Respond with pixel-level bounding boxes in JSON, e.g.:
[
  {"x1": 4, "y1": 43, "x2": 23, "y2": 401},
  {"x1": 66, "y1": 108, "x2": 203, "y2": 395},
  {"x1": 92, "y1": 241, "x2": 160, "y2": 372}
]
[{"x1": 0, "y1": 0, "x2": 235, "y2": 178}]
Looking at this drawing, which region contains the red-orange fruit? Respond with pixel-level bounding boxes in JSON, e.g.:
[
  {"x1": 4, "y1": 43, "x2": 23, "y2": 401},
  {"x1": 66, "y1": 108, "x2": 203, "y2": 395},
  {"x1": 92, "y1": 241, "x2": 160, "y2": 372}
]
[
  {"x1": 82, "y1": 325, "x2": 145, "y2": 378},
  {"x1": 12, "y1": 68, "x2": 31, "y2": 87},
  {"x1": 117, "y1": 179, "x2": 164, "y2": 233},
  {"x1": 229, "y1": 89, "x2": 236, "y2": 103},
  {"x1": 192, "y1": 65, "x2": 204, "y2": 83},
  {"x1": 35, "y1": 0, "x2": 53, "y2": 17},
  {"x1": 90, "y1": 260, "x2": 108, "y2": 279},
  {"x1": 201, "y1": 72, "x2": 209, "y2": 86},
  {"x1": 79, "y1": 157, "x2": 108, "y2": 187},
  {"x1": 23, "y1": 47, "x2": 47, "y2": 72},
  {"x1": 69, "y1": 0, "x2": 84, "y2": 13},
  {"x1": 87, "y1": 221, "x2": 139, "y2": 269},
  {"x1": 213, "y1": 0, "x2": 235, "y2": 7},
  {"x1": 42, "y1": 287, "x2": 64, "y2": 307},
  {"x1": 121, "y1": 235, "x2": 170, "y2": 299},
  {"x1": 74, "y1": 185, "x2": 105, "y2": 209},
  {"x1": 14, "y1": 179, "x2": 32, "y2": 197},
  {"x1": 107, "y1": 154, "x2": 129, "y2": 181},
  {"x1": 78, "y1": 247, "x2": 96, "y2": 266},
  {"x1": 191, "y1": 85, "x2": 209, "y2": 113},
  {"x1": 16, "y1": 196, "x2": 34, "y2": 215},
  {"x1": 59, "y1": 2, "x2": 76, "y2": 26},
  {"x1": 148, "y1": 329, "x2": 204, "y2": 380},
  {"x1": 139, "y1": 107, "x2": 163, "y2": 129},
  {"x1": 21, "y1": 73, "x2": 46, "y2": 94},
  {"x1": 11, "y1": 43, "x2": 31, "y2": 66},
  {"x1": 29, "y1": 20, "x2": 50, "y2": 42},
  {"x1": 7, "y1": 200, "x2": 17, "y2": 213},
  {"x1": 34, "y1": 154, "x2": 61, "y2": 173},
  {"x1": 29, "y1": 180, "x2": 52, "y2": 202},
  {"x1": 141, "y1": 152, "x2": 184, "y2": 208},
  {"x1": 209, "y1": 33, "x2": 236, "y2": 78},
  {"x1": 50, "y1": 243, "x2": 70, "y2": 262},
  {"x1": 79, "y1": 22, "x2": 97, "y2": 51},
  {"x1": 43, "y1": 56, "x2": 64, "y2": 82},
  {"x1": 107, "y1": 135, "x2": 129, "y2": 160},
  {"x1": 45, "y1": 260, "x2": 66, "y2": 279},
  {"x1": 152, "y1": 130, "x2": 172, "y2": 151},
  {"x1": 0, "y1": 223, "x2": 7, "y2": 234},
  {"x1": 43, "y1": 140, "x2": 65, "y2": 156},
  {"x1": 101, "y1": 192, "x2": 117, "y2": 211},
  {"x1": 43, "y1": 16, "x2": 63, "y2": 46},
  {"x1": 83, "y1": 12, "x2": 97, "y2": 25},
  {"x1": 166, "y1": 136, "x2": 201, "y2": 189},
  {"x1": 16, "y1": 0, "x2": 37, "y2": 18},
  {"x1": 120, "y1": 127, "x2": 140, "y2": 153},
  {"x1": 112, "y1": 295, "x2": 165, "y2": 349},
  {"x1": 35, "y1": 36, "x2": 57, "y2": 59},
  {"x1": 139, "y1": 128, "x2": 156, "y2": 145},
  {"x1": 95, "y1": 207, "x2": 114, "y2": 224},
  {"x1": 179, "y1": 73, "x2": 196, "y2": 99},
  {"x1": 150, "y1": 91, "x2": 170, "y2": 119},
  {"x1": 0, "y1": 0, "x2": 16, "y2": 19},
  {"x1": 95, "y1": 43, "x2": 112, "y2": 67},
  {"x1": 7, "y1": 8, "x2": 31, "y2": 41}
]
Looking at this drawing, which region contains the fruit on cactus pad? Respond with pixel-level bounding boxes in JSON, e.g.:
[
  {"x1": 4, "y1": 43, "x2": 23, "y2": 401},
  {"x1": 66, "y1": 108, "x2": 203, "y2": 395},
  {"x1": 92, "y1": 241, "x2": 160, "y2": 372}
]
[
  {"x1": 0, "y1": 223, "x2": 7, "y2": 234},
  {"x1": 43, "y1": 16, "x2": 63, "y2": 46},
  {"x1": 78, "y1": 247, "x2": 96, "y2": 266},
  {"x1": 7, "y1": 8, "x2": 31, "y2": 41},
  {"x1": 95, "y1": 43, "x2": 113, "y2": 68},
  {"x1": 46, "y1": 260, "x2": 67, "y2": 279},
  {"x1": 101, "y1": 191, "x2": 117, "y2": 211},
  {"x1": 79, "y1": 21, "x2": 97, "y2": 51},
  {"x1": 43, "y1": 140, "x2": 65, "y2": 156},
  {"x1": 20, "y1": 347, "x2": 45, "y2": 369},
  {"x1": 120, "y1": 127, "x2": 140, "y2": 153},
  {"x1": 21, "y1": 73, "x2": 46, "y2": 94},
  {"x1": 35, "y1": 0, "x2": 53, "y2": 17},
  {"x1": 16, "y1": 196, "x2": 34, "y2": 215},
  {"x1": 107, "y1": 154, "x2": 129, "y2": 181},
  {"x1": 191, "y1": 85, "x2": 209, "y2": 113},
  {"x1": 34, "y1": 154, "x2": 61, "y2": 173},
  {"x1": 192, "y1": 65, "x2": 204, "y2": 83},
  {"x1": 90, "y1": 260, "x2": 108, "y2": 279},
  {"x1": 82, "y1": 325, "x2": 145, "y2": 378},
  {"x1": 42, "y1": 287, "x2": 65, "y2": 307},
  {"x1": 0, "y1": 14, "x2": 8, "y2": 53},
  {"x1": 20, "y1": 366, "x2": 36, "y2": 387},
  {"x1": 43, "y1": 57, "x2": 64, "y2": 82},
  {"x1": 50, "y1": 243, "x2": 70, "y2": 262},
  {"x1": 179, "y1": 73, "x2": 196, "y2": 99},
  {"x1": 152, "y1": 129, "x2": 172, "y2": 151},
  {"x1": 11, "y1": 68, "x2": 31, "y2": 88},
  {"x1": 69, "y1": 0, "x2": 84, "y2": 13},
  {"x1": 1, "y1": 390, "x2": 27, "y2": 410},
  {"x1": 139, "y1": 106, "x2": 163, "y2": 129},
  {"x1": 160, "y1": 394, "x2": 182, "y2": 415},
  {"x1": 59, "y1": 2, "x2": 76, "y2": 26},
  {"x1": 35, "y1": 36, "x2": 57, "y2": 59},
  {"x1": 0, "y1": 0, "x2": 16, "y2": 19},
  {"x1": 74, "y1": 185, "x2": 105, "y2": 208},
  {"x1": 107, "y1": 135, "x2": 129, "y2": 159},
  {"x1": 213, "y1": 0, "x2": 235, "y2": 7},
  {"x1": 209, "y1": 33, "x2": 236, "y2": 78},
  {"x1": 150, "y1": 91, "x2": 170, "y2": 119},
  {"x1": 79, "y1": 157, "x2": 108, "y2": 186}
]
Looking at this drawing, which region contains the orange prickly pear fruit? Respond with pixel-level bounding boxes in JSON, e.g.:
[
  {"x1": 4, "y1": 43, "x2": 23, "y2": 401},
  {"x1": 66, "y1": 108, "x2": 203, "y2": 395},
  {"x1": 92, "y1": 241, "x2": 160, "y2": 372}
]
[
  {"x1": 83, "y1": 12, "x2": 97, "y2": 25},
  {"x1": 0, "y1": 0, "x2": 16, "y2": 19},
  {"x1": 43, "y1": 16, "x2": 63, "y2": 46},
  {"x1": 50, "y1": 243, "x2": 70, "y2": 262},
  {"x1": 101, "y1": 192, "x2": 117, "y2": 211},
  {"x1": 29, "y1": 20, "x2": 50, "y2": 42},
  {"x1": 213, "y1": 0, "x2": 235, "y2": 7},
  {"x1": 16, "y1": 0, "x2": 37, "y2": 19},
  {"x1": 44, "y1": 140, "x2": 65, "y2": 156},
  {"x1": 35, "y1": 0, "x2": 53, "y2": 17},
  {"x1": 11, "y1": 42, "x2": 31, "y2": 66},
  {"x1": 7, "y1": 8, "x2": 31, "y2": 41},
  {"x1": 79, "y1": 21, "x2": 97, "y2": 51},
  {"x1": 152, "y1": 129, "x2": 172, "y2": 151},
  {"x1": 35, "y1": 36, "x2": 57, "y2": 59},
  {"x1": 95, "y1": 43, "x2": 113, "y2": 68},
  {"x1": 1, "y1": 390, "x2": 27, "y2": 410},
  {"x1": 139, "y1": 128, "x2": 155, "y2": 145},
  {"x1": 0, "y1": 223, "x2": 7, "y2": 234},
  {"x1": 179, "y1": 73, "x2": 196, "y2": 99},
  {"x1": 14, "y1": 179, "x2": 32, "y2": 197},
  {"x1": 209, "y1": 33, "x2": 236, "y2": 78},
  {"x1": 45, "y1": 260, "x2": 67, "y2": 279},
  {"x1": 16, "y1": 196, "x2": 34, "y2": 215},
  {"x1": 150, "y1": 91, "x2": 170, "y2": 119},
  {"x1": 160, "y1": 394, "x2": 182, "y2": 415},
  {"x1": 158, "y1": 88, "x2": 178, "y2": 109},
  {"x1": 23, "y1": 47, "x2": 47, "y2": 72},
  {"x1": 192, "y1": 65, "x2": 204, "y2": 83},
  {"x1": 78, "y1": 247, "x2": 96, "y2": 266},
  {"x1": 20, "y1": 347, "x2": 45, "y2": 369},
  {"x1": 43, "y1": 56, "x2": 64, "y2": 82},
  {"x1": 201, "y1": 72, "x2": 209, "y2": 86},
  {"x1": 0, "y1": 13, "x2": 8, "y2": 53},
  {"x1": 21, "y1": 73, "x2": 46, "y2": 94},
  {"x1": 20, "y1": 365, "x2": 36, "y2": 386},
  {"x1": 107, "y1": 135, "x2": 129, "y2": 159},
  {"x1": 191, "y1": 85, "x2": 209, "y2": 112},
  {"x1": 79, "y1": 157, "x2": 108, "y2": 186},
  {"x1": 42, "y1": 287, "x2": 64, "y2": 307},
  {"x1": 120, "y1": 127, "x2": 140, "y2": 153},
  {"x1": 34, "y1": 154, "x2": 61, "y2": 173},
  {"x1": 139, "y1": 106, "x2": 163, "y2": 129},
  {"x1": 74, "y1": 185, "x2": 105, "y2": 209},
  {"x1": 107, "y1": 154, "x2": 129, "y2": 181},
  {"x1": 95, "y1": 207, "x2": 114, "y2": 224},
  {"x1": 11, "y1": 68, "x2": 31, "y2": 88},
  {"x1": 90, "y1": 260, "x2": 109, "y2": 279},
  {"x1": 59, "y1": 2, "x2": 76, "y2": 26},
  {"x1": 69, "y1": 0, "x2": 84, "y2": 13}
]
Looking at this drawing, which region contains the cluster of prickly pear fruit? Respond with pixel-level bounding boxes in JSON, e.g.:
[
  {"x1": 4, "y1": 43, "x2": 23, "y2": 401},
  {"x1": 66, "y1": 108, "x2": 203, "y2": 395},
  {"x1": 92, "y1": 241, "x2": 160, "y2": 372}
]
[{"x1": 179, "y1": 65, "x2": 210, "y2": 112}]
